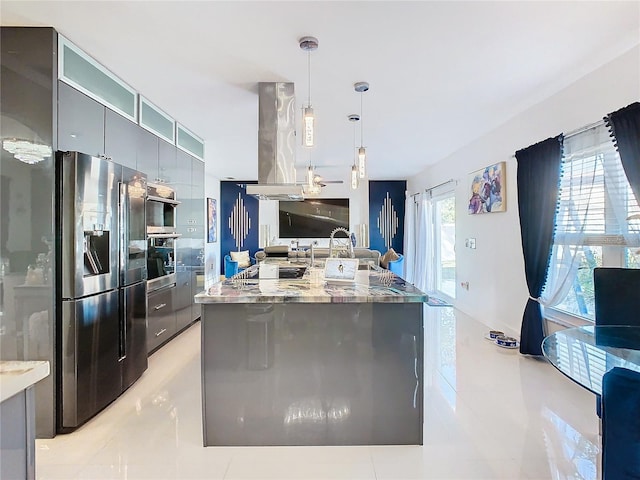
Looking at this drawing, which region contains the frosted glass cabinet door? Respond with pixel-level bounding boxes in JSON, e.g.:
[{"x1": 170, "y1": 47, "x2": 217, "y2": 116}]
[
  {"x1": 58, "y1": 82, "x2": 104, "y2": 156},
  {"x1": 58, "y1": 36, "x2": 137, "y2": 122}
]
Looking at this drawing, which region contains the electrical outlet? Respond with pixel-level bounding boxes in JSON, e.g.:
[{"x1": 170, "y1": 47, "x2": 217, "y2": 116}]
[{"x1": 469, "y1": 238, "x2": 476, "y2": 249}]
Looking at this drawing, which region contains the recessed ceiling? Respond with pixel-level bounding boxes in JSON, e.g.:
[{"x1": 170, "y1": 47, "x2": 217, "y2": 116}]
[{"x1": 2, "y1": 1, "x2": 638, "y2": 182}]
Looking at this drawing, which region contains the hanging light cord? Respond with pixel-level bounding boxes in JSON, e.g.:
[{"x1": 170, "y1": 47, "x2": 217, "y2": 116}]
[
  {"x1": 307, "y1": 50, "x2": 311, "y2": 108},
  {"x1": 360, "y1": 93, "x2": 364, "y2": 148}
]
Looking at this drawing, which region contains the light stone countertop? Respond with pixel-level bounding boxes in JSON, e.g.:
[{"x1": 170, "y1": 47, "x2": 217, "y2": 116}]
[
  {"x1": 0, "y1": 361, "x2": 50, "y2": 403},
  {"x1": 195, "y1": 265, "x2": 428, "y2": 304}
]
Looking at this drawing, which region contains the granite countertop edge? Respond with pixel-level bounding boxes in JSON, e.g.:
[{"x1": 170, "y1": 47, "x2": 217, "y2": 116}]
[{"x1": 194, "y1": 270, "x2": 428, "y2": 304}]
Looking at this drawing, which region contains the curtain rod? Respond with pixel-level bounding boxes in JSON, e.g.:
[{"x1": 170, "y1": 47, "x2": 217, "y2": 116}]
[
  {"x1": 425, "y1": 178, "x2": 455, "y2": 193},
  {"x1": 511, "y1": 120, "x2": 606, "y2": 158},
  {"x1": 409, "y1": 178, "x2": 456, "y2": 198}
]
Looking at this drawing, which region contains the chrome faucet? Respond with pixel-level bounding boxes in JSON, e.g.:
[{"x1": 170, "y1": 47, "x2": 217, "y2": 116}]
[{"x1": 329, "y1": 227, "x2": 354, "y2": 258}]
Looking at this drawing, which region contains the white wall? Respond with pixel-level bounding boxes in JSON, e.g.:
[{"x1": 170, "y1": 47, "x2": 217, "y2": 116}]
[{"x1": 408, "y1": 45, "x2": 640, "y2": 337}]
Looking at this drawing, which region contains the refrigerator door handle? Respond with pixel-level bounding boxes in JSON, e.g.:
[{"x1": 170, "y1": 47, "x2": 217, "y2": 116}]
[
  {"x1": 119, "y1": 287, "x2": 127, "y2": 362},
  {"x1": 119, "y1": 182, "x2": 128, "y2": 283},
  {"x1": 118, "y1": 182, "x2": 128, "y2": 362}
]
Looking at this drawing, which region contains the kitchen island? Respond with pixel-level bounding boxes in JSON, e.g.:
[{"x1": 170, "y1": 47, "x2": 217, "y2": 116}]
[{"x1": 195, "y1": 264, "x2": 427, "y2": 446}]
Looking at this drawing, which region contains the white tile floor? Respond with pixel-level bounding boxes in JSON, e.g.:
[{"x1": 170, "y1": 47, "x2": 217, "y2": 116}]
[{"x1": 36, "y1": 307, "x2": 601, "y2": 479}]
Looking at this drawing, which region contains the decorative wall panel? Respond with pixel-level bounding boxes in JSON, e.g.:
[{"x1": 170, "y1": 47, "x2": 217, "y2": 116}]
[
  {"x1": 369, "y1": 180, "x2": 406, "y2": 254},
  {"x1": 220, "y1": 182, "x2": 259, "y2": 274}
]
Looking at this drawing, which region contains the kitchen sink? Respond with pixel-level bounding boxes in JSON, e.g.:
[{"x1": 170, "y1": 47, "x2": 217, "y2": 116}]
[{"x1": 277, "y1": 266, "x2": 307, "y2": 279}]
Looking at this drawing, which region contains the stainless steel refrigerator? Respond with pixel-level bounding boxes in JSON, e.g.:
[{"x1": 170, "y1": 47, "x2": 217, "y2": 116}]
[{"x1": 56, "y1": 151, "x2": 148, "y2": 432}]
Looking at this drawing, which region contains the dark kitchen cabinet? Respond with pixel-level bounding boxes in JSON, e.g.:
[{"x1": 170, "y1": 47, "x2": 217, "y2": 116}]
[
  {"x1": 136, "y1": 127, "x2": 158, "y2": 180},
  {"x1": 146, "y1": 286, "x2": 176, "y2": 354},
  {"x1": 191, "y1": 157, "x2": 205, "y2": 226},
  {"x1": 174, "y1": 151, "x2": 204, "y2": 325},
  {"x1": 175, "y1": 270, "x2": 193, "y2": 332},
  {"x1": 190, "y1": 158, "x2": 205, "y2": 322},
  {"x1": 58, "y1": 81, "x2": 104, "y2": 156},
  {"x1": 158, "y1": 139, "x2": 177, "y2": 185},
  {"x1": 104, "y1": 109, "x2": 137, "y2": 169}
]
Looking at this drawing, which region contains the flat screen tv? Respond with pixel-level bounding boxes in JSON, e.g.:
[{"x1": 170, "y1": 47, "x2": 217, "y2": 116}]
[{"x1": 279, "y1": 199, "x2": 349, "y2": 238}]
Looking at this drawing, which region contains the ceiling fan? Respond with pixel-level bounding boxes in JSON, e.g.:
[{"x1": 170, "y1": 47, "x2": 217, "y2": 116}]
[{"x1": 294, "y1": 164, "x2": 344, "y2": 195}]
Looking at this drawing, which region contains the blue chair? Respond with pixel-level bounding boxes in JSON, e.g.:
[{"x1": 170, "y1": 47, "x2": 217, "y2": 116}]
[
  {"x1": 594, "y1": 268, "x2": 640, "y2": 416},
  {"x1": 224, "y1": 254, "x2": 239, "y2": 278},
  {"x1": 388, "y1": 254, "x2": 404, "y2": 276},
  {"x1": 601, "y1": 367, "x2": 640, "y2": 480}
]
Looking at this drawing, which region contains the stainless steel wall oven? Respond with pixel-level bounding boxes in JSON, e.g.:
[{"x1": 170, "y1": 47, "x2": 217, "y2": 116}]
[{"x1": 146, "y1": 183, "x2": 180, "y2": 293}]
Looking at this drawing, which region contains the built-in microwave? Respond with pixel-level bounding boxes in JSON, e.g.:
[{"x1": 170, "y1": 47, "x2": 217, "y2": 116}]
[
  {"x1": 146, "y1": 183, "x2": 181, "y2": 292},
  {"x1": 146, "y1": 183, "x2": 180, "y2": 235}
]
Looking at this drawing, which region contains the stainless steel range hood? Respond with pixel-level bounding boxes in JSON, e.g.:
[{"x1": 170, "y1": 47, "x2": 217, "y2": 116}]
[{"x1": 246, "y1": 82, "x2": 304, "y2": 201}]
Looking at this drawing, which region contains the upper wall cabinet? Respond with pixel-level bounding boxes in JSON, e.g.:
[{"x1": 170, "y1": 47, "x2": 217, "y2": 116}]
[
  {"x1": 58, "y1": 81, "x2": 105, "y2": 156},
  {"x1": 139, "y1": 96, "x2": 175, "y2": 144},
  {"x1": 177, "y1": 124, "x2": 205, "y2": 161},
  {"x1": 104, "y1": 108, "x2": 138, "y2": 170},
  {"x1": 58, "y1": 35, "x2": 137, "y2": 122}
]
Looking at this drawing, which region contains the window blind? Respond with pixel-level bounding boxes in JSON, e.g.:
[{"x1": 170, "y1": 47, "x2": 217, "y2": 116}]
[{"x1": 554, "y1": 123, "x2": 640, "y2": 247}]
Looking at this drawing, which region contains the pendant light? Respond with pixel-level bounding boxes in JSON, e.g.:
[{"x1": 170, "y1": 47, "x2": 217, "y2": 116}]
[
  {"x1": 348, "y1": 114, "x2": 360, "y2": 190},
  {"x1": 299, "y1": 36, "x2": 318, "y2": 148},
  {"x1": 354, "y1": 82, "x2": 369, "y2": 178}
]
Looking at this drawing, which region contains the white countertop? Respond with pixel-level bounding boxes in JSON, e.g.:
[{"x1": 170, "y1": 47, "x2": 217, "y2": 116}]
[{"x1": 0, "y1": 361, "x2": 50, "y2": 403}]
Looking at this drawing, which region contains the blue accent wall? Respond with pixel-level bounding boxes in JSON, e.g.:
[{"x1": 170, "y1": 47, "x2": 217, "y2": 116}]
[
  {"x1": 220, "y1": 182, "x2": 259, "y2": 274},
  {"x1": 369, "y1": 180, "x2": 406, "y2": 254}
]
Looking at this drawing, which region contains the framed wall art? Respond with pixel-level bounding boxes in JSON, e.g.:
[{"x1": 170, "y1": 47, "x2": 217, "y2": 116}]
[
  {"x1": 207, "y1": 198, "x2": 217, "y2": 243},
  {"x1": 468, "y1": 162, "x2": 505, "y2": 215}
]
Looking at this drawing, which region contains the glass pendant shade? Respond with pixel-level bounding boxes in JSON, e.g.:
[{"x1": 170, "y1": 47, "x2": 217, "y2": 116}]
[
  {"x1": 306, "y1": 165, "x2": 314, "y2": 186},
  {"x1": 303, "y1": 106, "x2": 315, "y2": 147},
  {"x1": 351, "y1": 165, "x2": 359, "y2": 190},
  {"x1": 358, "y1": 147, "x2": 366, "y2": 178}
]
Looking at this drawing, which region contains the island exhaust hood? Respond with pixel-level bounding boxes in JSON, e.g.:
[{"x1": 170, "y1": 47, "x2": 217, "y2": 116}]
[{"x1": 246, "y1": 82, "x2": 304, "y2": 201}]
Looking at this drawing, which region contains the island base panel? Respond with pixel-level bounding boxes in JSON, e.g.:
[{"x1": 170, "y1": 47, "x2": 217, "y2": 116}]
[{"x1": 201, "y1": 303, "x2": 423, "y2": 446}]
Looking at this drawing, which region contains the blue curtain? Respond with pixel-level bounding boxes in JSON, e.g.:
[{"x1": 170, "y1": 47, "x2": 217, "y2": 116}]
[
  {"x1": 605, "y1": 102, "x2": 640, "y2": 204},
  {"x1": 516, "y1": 135, "x2": 563, "y2": 356}
]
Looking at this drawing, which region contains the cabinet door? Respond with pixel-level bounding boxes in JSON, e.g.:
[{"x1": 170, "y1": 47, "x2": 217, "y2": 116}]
[
  {"x1": 58, "y1": 81, "x2": 105, "y2": 156},
  {"x1": 191, "y1": 158, "x2": 205, "y2": 226},
  {"x1": 147, "y1": 286, "x2": 176, "y2": 353},
  {"x1": 157, "y1": 139, "x2": 177, "y2": 185},
  {"x1": 175, "y1": 270, "x2": 193, "y2": 331},
  {"x1": 192, "y1": 268, "x2": 203, "y2": 322},
  {"x1": 136, "y1": 127, "x2": 158, "y2": 181},
  {"x1": 175, "y1": 150, "x2": 193, "y2": 222},
  {"x1": 104, "y1": 109, "x2": 137, "y2": 169}
]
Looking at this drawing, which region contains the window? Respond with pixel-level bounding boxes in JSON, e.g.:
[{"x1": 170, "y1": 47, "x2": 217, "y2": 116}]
[
  {"x1": 433, "y1": 193, "x2": 456, "y2": 299},
  {"x1": 546, "y1": 123, "x2": 640, "y2": 320}
]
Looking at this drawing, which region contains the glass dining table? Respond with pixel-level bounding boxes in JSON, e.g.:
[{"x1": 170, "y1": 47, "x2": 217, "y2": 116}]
[{"x1": 542, "y1": 325, "x2": 640, "y2": 396}]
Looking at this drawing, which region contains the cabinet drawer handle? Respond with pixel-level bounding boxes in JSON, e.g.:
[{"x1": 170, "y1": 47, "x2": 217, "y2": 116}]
[
  {"x1": 155, "y1": 328, "x2": 167, "y2": 337},
  {"x1": 154, "y1": 303, "x2": 167, "y2": 311}
]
